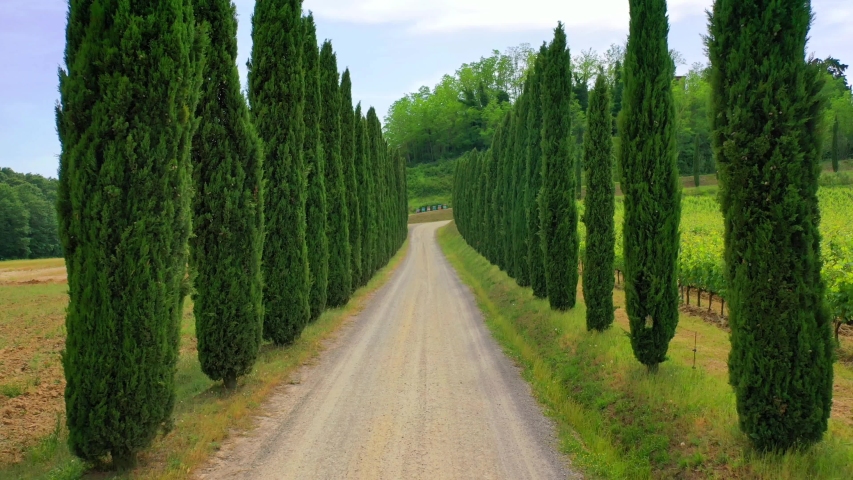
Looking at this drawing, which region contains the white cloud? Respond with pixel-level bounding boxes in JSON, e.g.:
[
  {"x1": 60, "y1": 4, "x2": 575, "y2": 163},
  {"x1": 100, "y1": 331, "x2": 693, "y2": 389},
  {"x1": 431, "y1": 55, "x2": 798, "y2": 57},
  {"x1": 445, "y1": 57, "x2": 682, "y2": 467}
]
[{"x1": 305, "y1": 0, "x2": 712, "y2": 33}]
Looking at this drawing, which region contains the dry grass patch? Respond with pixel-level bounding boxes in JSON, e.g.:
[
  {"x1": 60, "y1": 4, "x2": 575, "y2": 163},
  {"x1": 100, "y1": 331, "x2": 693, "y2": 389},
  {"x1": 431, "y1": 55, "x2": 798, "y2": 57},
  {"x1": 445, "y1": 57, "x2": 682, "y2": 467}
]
[{"x1": 0, "y1": 242, "x2": 408, "y2": 479}]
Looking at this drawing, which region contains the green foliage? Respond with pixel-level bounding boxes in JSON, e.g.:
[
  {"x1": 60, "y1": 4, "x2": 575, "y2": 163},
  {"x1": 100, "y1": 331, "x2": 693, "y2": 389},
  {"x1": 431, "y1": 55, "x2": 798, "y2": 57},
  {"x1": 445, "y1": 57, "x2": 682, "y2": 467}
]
[
  {"x1": 385, "y1": 45, "x2": 534, "y2": 165},
  {"x1": 612, "y1": 60, "x2": 624, "y2": 134},
  {"x1": 366, "y1": 108, "x2": 384, "y2": 272},
  {"x1": 0, "y1": 183, "x2": 30, "y2": 260},
  {"x1": 340, "y1": 69, "x2": 362, "y2": 292},
  {"x1": 540, "y1": 23, "x2": 578, "y2": 311},
  {"x1": 693, "y1": 134, "x2": 701, "y2": 187},
  {"x1": 672, "y1": 65, "x2": 714, "y2": 175},
  {"x1": 355, "y1": 105, "x2": 375, "y2": 286},
  {"x1": 56, "y1": 0, "x2": 203, "y2": 465},
  {"x1": 582, "y1": 74, "x2": 615, "y2": 332},
  {"x1": 302, "y1": 14, "x2": 329, "y2": 321},
  {"x1": 320, "y1": 41, "x2": 352, "y2": 307},
  {"x1": 512, "y1": 78, "x2": 531, "y2": 287},
  {"x1": 406, "y1": 159, "x2": 456, "y2": 207},
  {"x1": 527, "y1": 46, "x2": 548, "y2": 299},
  {"x1": 708, "y1": 0, "x2": 834, "y2": 451},
  {"x1": 620, "y1": 0, "x2": 681, "y2": 371},
  {"x1": 249, "y1": 0, "x2": 310, "y2": 345},
  {"x1": 190, "y1": 0, "x2": 264, "y2": 389},
  {"x1": 832, "y1": 115, "x2": 840, "y2": 172},
  {"x1": 0, "y1": 169, "x2": 61, "y2": 259},
  {"x1": 499, "y1": 113, "x2": 514, "y2": 273}
]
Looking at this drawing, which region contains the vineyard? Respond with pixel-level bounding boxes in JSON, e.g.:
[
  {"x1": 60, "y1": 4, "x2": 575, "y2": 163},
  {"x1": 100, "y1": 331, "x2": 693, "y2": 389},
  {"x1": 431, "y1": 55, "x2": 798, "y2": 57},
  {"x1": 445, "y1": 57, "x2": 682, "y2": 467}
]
[{"x1": 578, "y1": 185, "x2": 853, "y2": 336}]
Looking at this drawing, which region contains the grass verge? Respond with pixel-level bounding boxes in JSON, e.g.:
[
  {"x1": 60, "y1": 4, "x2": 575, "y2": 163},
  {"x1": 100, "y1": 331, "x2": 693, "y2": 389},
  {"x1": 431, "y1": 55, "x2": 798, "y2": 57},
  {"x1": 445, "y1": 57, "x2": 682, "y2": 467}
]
[
  {"x1": 0, "y1": 240, "x2": 409, "y2": 480},
  {"x1": 437, "y1": 222, "x2": 853, "y2": 479}
]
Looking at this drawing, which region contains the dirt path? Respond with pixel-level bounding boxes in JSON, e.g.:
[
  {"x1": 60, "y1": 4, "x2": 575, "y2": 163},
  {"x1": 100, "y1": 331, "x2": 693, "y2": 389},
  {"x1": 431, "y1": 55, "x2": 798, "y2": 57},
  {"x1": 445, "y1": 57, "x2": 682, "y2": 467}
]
[{"x1": 197, "y1": 221, "x2": 573, "y2": 480}]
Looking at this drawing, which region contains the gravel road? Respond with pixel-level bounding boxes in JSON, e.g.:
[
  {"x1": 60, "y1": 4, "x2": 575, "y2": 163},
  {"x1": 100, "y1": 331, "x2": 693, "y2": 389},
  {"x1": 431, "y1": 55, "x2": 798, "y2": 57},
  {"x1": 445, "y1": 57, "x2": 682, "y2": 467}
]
[{"x1": 198, "y1": 221, "x2": 573, "y2": 480}]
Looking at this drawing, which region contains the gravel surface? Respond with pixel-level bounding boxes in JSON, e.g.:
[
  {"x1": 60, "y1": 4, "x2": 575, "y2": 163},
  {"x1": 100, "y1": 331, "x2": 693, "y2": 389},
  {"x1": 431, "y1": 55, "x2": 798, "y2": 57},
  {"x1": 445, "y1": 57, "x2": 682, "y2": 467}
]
[{"x1": 198, "y1": 221, "x2": 574, "y2": 480}]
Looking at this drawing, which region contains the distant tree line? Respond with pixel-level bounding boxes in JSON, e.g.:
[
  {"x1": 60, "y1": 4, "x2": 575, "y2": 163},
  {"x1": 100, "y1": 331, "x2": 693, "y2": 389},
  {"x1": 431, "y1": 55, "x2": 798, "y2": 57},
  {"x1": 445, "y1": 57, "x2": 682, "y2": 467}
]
[
  {"x1": 390, "y1": 42, "x2": 852, "y2": 178},
  {"x1": 55, "y1": 0, "x2": 407, "y2": 467},
  {"x1": 0, "y1": 168, "x2": 61, "y2": 260},
  {"x1": 455, "y1": 0, "x2": 836, "y2": 454}
]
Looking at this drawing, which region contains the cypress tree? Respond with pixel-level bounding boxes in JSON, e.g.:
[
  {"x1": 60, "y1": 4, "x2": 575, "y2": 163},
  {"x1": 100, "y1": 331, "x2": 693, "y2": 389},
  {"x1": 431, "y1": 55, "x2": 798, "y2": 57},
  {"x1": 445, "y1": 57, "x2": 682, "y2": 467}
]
[
  {"x1": 708, "y1": 0, "x2": 833, "y2": 450},
  {"x1": 575, "y1": 151, "x2": 583, "y2": 199},
  {"x1": 488, "y1": 124, "x2": 504, "y2": 265},
  {"x1": 340, "y1": 69, "x2": 362, "y2": 291},
  {"x1": 320, "y1": 41, "x2": 352, "y2": 307},
  {"x1": 482, "y1": 150, "x2": 496, "y2": 259},
  {"x1": 693, "y1": 134, "x2": 701, "y2": 187},
  {"x1": 190, "y1": 0, "x2": 264, "y2": 390},
  {"x1": 249, "y1": 0, "x2": 310, "y2": 345},
  {"x1": 366, "y1": 108, "x2": 383, "y2": 272},
  {"x1": 513, "y1": 89, "x2": 530, "y2": 287},
  {"x1": 832, "y1": 115, "x2": 840, "y2": 173},
  {"x1": 357, "y1": 106, "x2": 376, "y2": 280},
  {"x1": 302, "y1": 14, "x2": 329, "y2": 321},
  {"x1": 582, "y1": 73, "x2": 615, "y2": 332},
  {"x1": 56, "y1": 0, "x2": 202, "y2": 466},
  {"x1": 527, "y1": 45, "x2": 548, "y2": 299},
  {"x1": 612, "y1": 60, "x2": 624, "y2": 135},
  {"x1": 620, "y1": 0, "x2": 681, "y2": 372},
  {"x1": 540, "y1": 23, "x2": 579, "y2": 311},
  {"x1": 501, "y1": 113, "x2": 515, "y2": 274}
]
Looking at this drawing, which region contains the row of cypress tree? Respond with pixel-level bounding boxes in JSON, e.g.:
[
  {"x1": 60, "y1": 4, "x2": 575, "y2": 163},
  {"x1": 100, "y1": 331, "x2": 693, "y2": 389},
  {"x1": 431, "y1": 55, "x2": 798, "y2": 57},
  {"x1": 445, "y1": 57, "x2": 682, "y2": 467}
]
[
  {"x1": 456, "y1": 0, "x2": 835, "y2": 453},
  {"x1": 453, "y1": 7, "x2": 680, "y2": 370},
  {"x1": 57, "y1": 0, "x2": 407, "y2": 467}
]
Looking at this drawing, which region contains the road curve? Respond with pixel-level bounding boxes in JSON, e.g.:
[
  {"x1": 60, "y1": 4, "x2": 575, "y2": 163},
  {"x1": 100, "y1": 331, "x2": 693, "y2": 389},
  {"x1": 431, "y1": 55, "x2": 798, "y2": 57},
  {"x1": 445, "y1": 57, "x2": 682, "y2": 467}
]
[{"x1": 198, "y1": 221, "x2": 573, "y2": 480}]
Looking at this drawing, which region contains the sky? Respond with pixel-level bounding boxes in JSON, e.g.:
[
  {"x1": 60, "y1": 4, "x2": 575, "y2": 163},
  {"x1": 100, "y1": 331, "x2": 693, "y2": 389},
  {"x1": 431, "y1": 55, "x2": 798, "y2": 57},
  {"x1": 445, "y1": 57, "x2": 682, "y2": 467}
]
[{"x1": 1, "y1": 0, "x2": 851, "y2": 179}]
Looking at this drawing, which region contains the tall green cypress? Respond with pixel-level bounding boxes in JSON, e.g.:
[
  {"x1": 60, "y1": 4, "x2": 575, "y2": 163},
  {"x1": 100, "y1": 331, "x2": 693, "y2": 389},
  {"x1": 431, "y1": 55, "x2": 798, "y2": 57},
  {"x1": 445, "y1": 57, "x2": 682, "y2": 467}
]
[
  {"x1": 320, "y1": 41, "x2": 352, "y2": 307},
  {"x1": 692, "y1": 134, "x2": 701, "y2": 187},
  {"x1": 513, "y1": 85, "x2": 531, "y2": 286},
  {"x1": 612, "y1": 60, "x2": 624, "y2": 135},
  {"x1": 191, "y1": 0, "x2": 264, "y2": 390},
  {"x1": 620, "y1": 0, "x2": 681, "y2": 371},
  {"x1": 541, "y1": 23, "x2": 579, "y2": 311},
  {"x1": 575, "y1": 151, "x2": 583, "y2": 199},
  {"x1": 582, "y1": 73, "x2": 615, "y2": 332},
  {"x1": 249, "y1": 0, "x2": 310, "y2": 345},
  {"x1": 832, "y1": 115, "x2": 840, "y2": 173},
  {"x1": 366, "y1": 108, "x2": 383, "y2": 272},
  {"x1": 56, "y1": 0, "x2": 202, "y2": 466},
  {"x1": 708, "y1": 0, "x2": 833, "y2": 450},
  {"x1": 302, "y1": 15, "x2": 329, "y2": 321},
  {"x1": 527, "y1": 45, "x2": 548, "y2": 299},
  {"x1": 340, "y1": 69, "x2": 362, "y2": 292},
  {"x1": 493, "y1": 113, "x2": 509, "y2": 272},
  {"x1": 482, "y1": 150, "x2": 496, "y2": 259},
  {"x1": 488, "y1": 126, "x2": 504, "y2": 265},
  {"x1": 357, "y1": 106, "x2": 376, "y2": 280}
]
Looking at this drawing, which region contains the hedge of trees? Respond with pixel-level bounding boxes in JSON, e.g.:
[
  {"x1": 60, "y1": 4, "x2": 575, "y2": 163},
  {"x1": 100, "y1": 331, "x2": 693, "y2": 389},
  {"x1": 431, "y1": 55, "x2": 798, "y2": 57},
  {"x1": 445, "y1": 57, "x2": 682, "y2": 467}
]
[
  {"x1": 454, "y1": 0, "x2": 837, "y2": 454},
  {"x1": 0, "y1": 168, "x2": 61, "y2": 260},
  {"x1": 56, "y1": 0, "x2": 407, "y2": 466}
]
